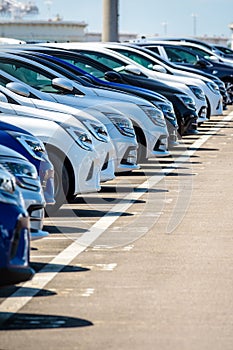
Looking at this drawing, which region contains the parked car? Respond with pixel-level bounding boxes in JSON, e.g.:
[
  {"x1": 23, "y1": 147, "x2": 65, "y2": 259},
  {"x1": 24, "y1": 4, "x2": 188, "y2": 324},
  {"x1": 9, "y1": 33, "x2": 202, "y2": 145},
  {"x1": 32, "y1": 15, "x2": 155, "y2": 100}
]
[
  {"x1": 0, "y1": 119, "x2": 55, "y2": 206},
  {"x1": 0, "y1": 82, "x2": 139, "y2": 175},
  {"x1": 0, "y1": 143, "x2": 47, "y2": 240},
  {"x1": 0, "y1": 165, "x2": 35, "y2": 286},
  {"x1": 137, "y1": 41, "x2": 233, "y2": 104},
  {"x1": 0, "y1": 53, "x2": 169, "y2": 162},
  {"x1": 213, "y1": 45, "x2": 233, "y2": 59},
  {"x1": 43, "y1": 42, "x2": 208, "y2": 127},
  {"x1": 144, "y1": 37, "x2": 232, "y2": 59},
  {"x1": 0, "y1": 114, "x2": 101, "y2": 214},
  {"x1": 149, "y1": 37, "x2": 233, "y2": 60},
  {"x1": 9, "y1": 48, "x2": 179, "y2": 147},
  {"x1": 103, "y1": 43, "x2": 223, "y2": 117},
  {"x1": 26, "y1": 46, "x2": 197, "y2": 136},
  {"x1": 130, "y1": 40, "x2": 230, "y2": 109}
]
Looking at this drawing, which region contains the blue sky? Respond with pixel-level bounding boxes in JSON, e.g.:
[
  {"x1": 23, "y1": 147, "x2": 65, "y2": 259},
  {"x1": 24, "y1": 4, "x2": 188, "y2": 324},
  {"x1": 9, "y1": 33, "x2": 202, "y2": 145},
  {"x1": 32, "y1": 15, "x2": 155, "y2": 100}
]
[{"x1": 35, "y1": 0, "x2": 233, "y2": 39}]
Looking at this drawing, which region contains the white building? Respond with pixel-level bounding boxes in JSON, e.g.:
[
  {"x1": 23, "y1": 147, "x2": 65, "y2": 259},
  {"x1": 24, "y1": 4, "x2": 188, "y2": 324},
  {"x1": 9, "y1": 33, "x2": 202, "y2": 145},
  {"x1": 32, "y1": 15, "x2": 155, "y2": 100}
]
[
  {"x1": 0, "y1": 20, "x2": 231, "y2": 47},
  {"x1": 229, "y1": 23, "x2": 233, "y2": 49},
  {"x1": 0, "y1": 20, "x2": 88, "y2": 43}
]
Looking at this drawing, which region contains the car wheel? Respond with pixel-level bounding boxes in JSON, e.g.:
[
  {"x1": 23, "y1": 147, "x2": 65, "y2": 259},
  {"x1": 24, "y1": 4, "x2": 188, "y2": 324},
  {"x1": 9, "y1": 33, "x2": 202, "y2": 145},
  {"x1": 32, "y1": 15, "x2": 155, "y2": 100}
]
[
  {"x1": 225, "y1": 81, "x2": 233, "y2": 104},
  {"x1": 45, "y1": 152, "x2": 70, "y2": 216},
  {"x1": 134, "y1": 126, "x2": 147, "y2": 163}
]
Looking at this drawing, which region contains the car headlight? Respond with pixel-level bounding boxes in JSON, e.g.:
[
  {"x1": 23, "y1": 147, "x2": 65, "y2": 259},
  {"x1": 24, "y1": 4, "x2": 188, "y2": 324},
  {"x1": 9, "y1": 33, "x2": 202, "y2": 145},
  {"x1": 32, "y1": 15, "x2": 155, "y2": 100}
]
[
  {"x1": 102, "y1": 112, "x2": 136, "y2": 138},
  {"x1": 82, "y1": 120, "x2": 110, "y2": 142},
  {"x1": 61, "y1": 124, "x2": 94, "y2": 151},
  {"x1": 0, "y1": 172, "x2": 16, "y2": 193},
  {"x1": 0, "y1": 169, "x2": 16, "y2": 194},
  {"x1": 152, "y1": 100, "x2": 177, "y2": 122},
  {"x1": 138, "y1": 104, "x2": 166, "y2": 127},
  {"x1": 2, "y1": 160, "x2": 40, "y2": 191},
  {"x1": 187, "y1": 85, "x2": 206, "y2": 100},
  {"x1": 0, "y1": 165, "x2": 26, "y2": 207},
  {"x1": 206, "y1": 81, "x2": 220, "y2": 94},
  {"x1": 177, "y1": 94, "x2": 196, "y2": 110},
  {"x1": 215, "y1": 80, "x2": 226, "y2": 91},
  {"x1": 7, "y1": 131, "x2": 46, "y2": 161}
]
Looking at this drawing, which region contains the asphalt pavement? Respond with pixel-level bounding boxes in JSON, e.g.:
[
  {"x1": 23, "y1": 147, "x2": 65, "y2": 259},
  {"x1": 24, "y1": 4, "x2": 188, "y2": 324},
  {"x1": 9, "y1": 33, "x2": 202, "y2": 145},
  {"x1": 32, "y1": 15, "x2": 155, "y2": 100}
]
[{"x1": 1, "y1": 107, "x2": 233, "y2": 350}]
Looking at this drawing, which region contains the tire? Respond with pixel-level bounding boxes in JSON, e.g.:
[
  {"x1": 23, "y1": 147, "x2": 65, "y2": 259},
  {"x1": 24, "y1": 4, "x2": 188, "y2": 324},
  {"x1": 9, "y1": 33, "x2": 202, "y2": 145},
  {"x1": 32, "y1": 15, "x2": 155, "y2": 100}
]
[
  {"x1": 45, "y1": 152, "x2": 70, "y2": 216},
  {"x1": 225, "y1": 81, "x2": 233, "y2": 104},
  {"x1": 134, "y1": 126, "x2": 147, "y2": 163}
]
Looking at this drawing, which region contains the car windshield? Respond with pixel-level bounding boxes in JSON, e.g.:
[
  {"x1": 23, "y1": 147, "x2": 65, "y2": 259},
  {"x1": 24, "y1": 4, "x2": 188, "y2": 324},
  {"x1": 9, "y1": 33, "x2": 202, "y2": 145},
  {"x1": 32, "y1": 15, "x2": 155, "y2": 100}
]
[
  {"x1": 112, "y1": 48, "x2": 155, "y2": 70},
  {"x1": 164, "y1": 46, "x2": 198, "y2": 64},
  {"x1": 215, "y1": 46, "x2": 233, "y2": 55},
  {"x1": 75, "y1": 50, "x2": 128, "y2": 74},
  {"x1": 47, "y1": 53, "x2": 107, "y2": 79},
  {"x1": 181, "y1": 45, "x2": 215, "y2": 60}
]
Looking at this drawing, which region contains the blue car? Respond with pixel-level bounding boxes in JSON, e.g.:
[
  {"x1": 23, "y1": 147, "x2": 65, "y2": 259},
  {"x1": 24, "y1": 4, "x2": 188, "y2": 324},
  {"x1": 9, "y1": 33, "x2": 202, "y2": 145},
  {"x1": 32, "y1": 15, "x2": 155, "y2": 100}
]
[
  {"x1": 0, "y1": 120, "x2": 55, "y2": 205},
  {"x1": 0, "y1": 165, "x2": 35, "y2": 286}
]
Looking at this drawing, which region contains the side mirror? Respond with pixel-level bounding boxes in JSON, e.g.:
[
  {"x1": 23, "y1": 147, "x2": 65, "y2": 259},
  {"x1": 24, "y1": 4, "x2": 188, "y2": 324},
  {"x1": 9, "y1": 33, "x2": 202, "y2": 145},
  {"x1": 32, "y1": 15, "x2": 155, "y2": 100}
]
[
  {"x1": 195, "y1": 59, "x2": 211, "y2": 68},
  {"x1": 104, "y1": 71, "x2": 123, "y2": 82},
  {"x1": 152, "y1": 64, "x2": 167, "y2": 73},
  {"x1": 208, "y1": 55, "x2": 219, "y2": 62},
  {"x1": 124, "y1": 64, "x2": 142, "y2": 75},
  {"x1": 6, "y1": 82, "x2": 30, "y2": 97},
  {"x1": 0, "y1": 92, "x2": 8, "y2": 103},
  {"x1": 52, "y1": 77, "x2": 74, "y2": 92}
]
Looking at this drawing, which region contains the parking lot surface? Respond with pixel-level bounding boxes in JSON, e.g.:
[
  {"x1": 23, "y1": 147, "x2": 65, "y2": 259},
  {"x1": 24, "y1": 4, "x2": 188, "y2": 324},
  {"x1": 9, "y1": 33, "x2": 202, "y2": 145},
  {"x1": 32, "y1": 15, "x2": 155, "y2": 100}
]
[{"x1": 1, "y1": 107, "x2": 233, "y2": 350}]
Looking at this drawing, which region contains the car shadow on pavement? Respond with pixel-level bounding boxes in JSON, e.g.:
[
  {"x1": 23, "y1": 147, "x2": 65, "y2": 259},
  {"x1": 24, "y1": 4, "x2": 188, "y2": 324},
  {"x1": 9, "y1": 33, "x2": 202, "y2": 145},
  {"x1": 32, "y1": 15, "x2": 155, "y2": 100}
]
[
  {"x1": 66, "y1": 209, "x2": 134, "y2": 217},
  {"x1": 0, "y1": 312, "x2": 93, "y2": 330},
  {"x1": 42, "y1": 225, "x2": 87, "y2": 234},
  {"x1": 73, "y1": 196, "x2": 146, "y2": 204},
  {"x1": 30, "y1": 262, "x2": 90, "y2": 274},
  {"x1": 188, "y1": 146, "x2": 219, "y2": 152},
  {"x1": 0, "y1": 286, "x2": 56, "y2": 298}
]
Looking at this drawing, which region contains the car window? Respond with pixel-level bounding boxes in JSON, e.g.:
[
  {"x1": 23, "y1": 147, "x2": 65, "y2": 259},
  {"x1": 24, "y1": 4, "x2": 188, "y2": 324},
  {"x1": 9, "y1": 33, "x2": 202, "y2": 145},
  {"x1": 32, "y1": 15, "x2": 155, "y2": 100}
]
[
  {"x1": 216, "y1": 46, "x2": 233, "y2": 55},
  {"x1": 181, "y1": 46, "x2": 212, "y2": 60},
  {"x1": 112, "y1": 48, "x2": 154, "y2": 70},
  {"x1": 78, "y1": 50, "x2": 127, "y2": 73},
  {"x1": 0, "y1": 59, "x2": 59, "y2": 93},
  {"x1": 164, "y1": 46, "x2": 198, "y2": 64},
  {"x1": 56, "y1": 56, "x2": 106, "y2": 79},
  {"x1": 145, "y1": 46, "x2": 160, "y2": 55}
]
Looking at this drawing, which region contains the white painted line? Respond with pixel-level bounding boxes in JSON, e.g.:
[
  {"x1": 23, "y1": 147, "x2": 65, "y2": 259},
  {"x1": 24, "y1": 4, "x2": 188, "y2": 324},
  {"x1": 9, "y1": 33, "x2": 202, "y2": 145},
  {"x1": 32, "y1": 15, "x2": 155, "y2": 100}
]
[
  {"x1": 122, "y1": 245, "x2": 134, "y2": 251},
  {"x1": 96, "y1": 263, "x2": 117, "y2": 271},
  {"x1": 30, "y1": 255, "x2": 57, "y2": 259},
  {"x1": 81, "y1": 288, "x2": 95, "y2": 297},
  {"x1": 0, "y1": 112, "x2": 232, "y2": 323},
  {"x1": 43, "y1": 236, "x2": 72, "y2": 240}
]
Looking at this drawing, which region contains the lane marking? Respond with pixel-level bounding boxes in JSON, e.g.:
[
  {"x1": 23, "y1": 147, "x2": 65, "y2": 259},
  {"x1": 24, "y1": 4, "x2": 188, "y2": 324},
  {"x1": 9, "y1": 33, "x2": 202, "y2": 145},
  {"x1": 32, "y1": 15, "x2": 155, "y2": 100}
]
[
  {"x1": 0, "y1": 112, "x2": 232, "y2": 323},
  {"x1": 81, "y1": 288, "x2": 95, "y2": 297}
]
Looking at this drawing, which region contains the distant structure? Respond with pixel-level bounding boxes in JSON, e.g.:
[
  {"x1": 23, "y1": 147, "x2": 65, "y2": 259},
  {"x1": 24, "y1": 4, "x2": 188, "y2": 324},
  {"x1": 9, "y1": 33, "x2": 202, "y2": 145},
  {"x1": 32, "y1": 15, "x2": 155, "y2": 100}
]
[
  {"x1": 229, "y1": 23, "x2": 233, "y2": 49},
  {"x1": 0, "y1": 0, "x2": 39, "y2": 20},
  {"x1": 0, "y1": 1, "x2": 231, "y2": 47}
]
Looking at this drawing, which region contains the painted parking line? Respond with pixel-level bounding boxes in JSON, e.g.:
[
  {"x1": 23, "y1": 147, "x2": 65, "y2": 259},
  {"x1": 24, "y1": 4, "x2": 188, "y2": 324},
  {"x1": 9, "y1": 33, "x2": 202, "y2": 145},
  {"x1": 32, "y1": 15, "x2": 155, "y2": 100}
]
[{"x1": 0, "y1": 112, "x2": 232, "y2": 324}]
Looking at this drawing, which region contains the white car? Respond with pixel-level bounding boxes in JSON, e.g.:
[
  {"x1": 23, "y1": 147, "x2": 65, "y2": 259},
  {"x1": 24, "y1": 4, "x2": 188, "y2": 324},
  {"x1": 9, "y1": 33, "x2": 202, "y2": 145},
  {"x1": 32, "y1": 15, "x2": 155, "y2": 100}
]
[
  {"x1": 0, "y1": 114, "x2": 101, "y2": 213},
  {"x1": 0, "y1": 144, "x2": 47, "y2": 240},
  {"x1": 151, "y1": 40, "x2": 233, "y2": 66},
  {"x1": 0, "y1": 82, "x2": 139, "y2": 174},
  {"x1": 97, "y1": 43, "x2": 223, "y2": 120},
  {"x1": 43, "y1": 42, "x2": 209, "y2": 125},
  {"x1": 0, "y1": 51, "x2": 169, "y2": 161},
  {"x1": 0, "y1": 83, "x2": 116, "y2": 184}
]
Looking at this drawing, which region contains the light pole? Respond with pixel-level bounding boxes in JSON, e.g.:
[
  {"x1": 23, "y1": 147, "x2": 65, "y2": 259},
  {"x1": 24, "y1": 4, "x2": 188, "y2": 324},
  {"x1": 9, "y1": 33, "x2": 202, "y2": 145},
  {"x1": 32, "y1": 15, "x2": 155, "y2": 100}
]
[
  {"x1": 162, "y1": 21, "x2": 168, "y2": 36},
  {"x1": 191, "y1": 13, "x2": 198, "y2": 37},
  {"x1": 102, "y1": 0, "x2": 119, "y2": 42}
]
